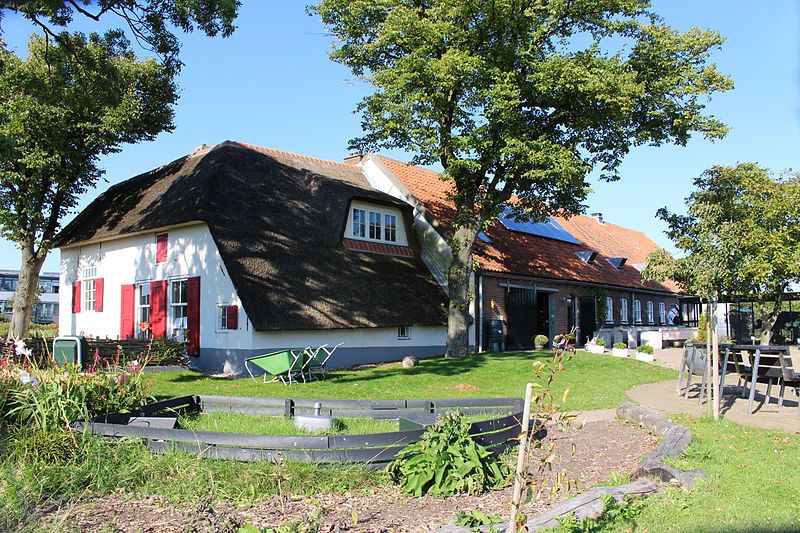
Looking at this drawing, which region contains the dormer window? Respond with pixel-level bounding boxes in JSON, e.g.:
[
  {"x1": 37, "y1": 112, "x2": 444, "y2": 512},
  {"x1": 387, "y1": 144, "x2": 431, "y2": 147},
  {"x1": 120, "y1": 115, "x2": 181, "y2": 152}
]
[{"x1": 348, "y1": 202, "x2": 406, "y2": 245}]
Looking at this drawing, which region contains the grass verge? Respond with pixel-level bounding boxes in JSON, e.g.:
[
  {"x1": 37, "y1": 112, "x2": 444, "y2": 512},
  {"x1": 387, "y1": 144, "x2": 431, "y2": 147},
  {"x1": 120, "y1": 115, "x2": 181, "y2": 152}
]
[
  {"x1": 602, "y1": 415, "x2": 800, "y2": 532},
  {"x1": 179, "y1": 412, "x2": 399, "y2": 435},
  {"x1": 150, "y1": 351, "x2": 676, "y2": 411},
  {"x1": 0, "y1": 431, "x2": 385, "y2": 532}
]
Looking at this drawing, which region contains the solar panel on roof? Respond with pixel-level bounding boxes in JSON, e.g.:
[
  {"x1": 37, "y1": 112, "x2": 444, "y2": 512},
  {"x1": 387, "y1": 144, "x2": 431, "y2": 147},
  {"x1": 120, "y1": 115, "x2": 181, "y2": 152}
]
[{"x1": 499, "y1": 209, "x2": 582, "y2": 245}]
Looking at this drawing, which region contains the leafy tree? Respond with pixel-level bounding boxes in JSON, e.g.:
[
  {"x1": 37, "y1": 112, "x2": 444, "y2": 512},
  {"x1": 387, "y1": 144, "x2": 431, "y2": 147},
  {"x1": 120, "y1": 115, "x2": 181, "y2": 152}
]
[
  {"x1": 313, "y1": 0, "x2": 733, "y2": 357},
  {"x1": 0, "y1": 32, "x2": 177, "y2": 339},
  {"x1": 644, "y1": 163, "x2": 800, "y2": 345},
  {"x1": 0, "y1": 0, "x2": 240, "y2": 72}
]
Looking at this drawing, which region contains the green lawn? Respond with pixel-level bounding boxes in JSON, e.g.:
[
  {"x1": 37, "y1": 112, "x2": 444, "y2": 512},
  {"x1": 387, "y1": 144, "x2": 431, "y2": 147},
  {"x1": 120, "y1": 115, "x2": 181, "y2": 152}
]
[
  {"x1": 606, "y1": 415, "x2": 800, "y2": 532},
  {"x1": 179, "y1": 412, "x2": 398, "y2": 435},
  {"x1": 149, "y1": 351, "x2": 677, "y2": 411}
]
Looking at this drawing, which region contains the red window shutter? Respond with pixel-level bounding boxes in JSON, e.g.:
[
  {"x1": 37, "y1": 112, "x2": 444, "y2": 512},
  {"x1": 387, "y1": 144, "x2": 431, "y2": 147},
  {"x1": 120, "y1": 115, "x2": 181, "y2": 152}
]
[
  {"x1": 150, "y1": 280, "x2": 167, "y2": 338},
  {"x1": 94, "y1": 278, "x2": 104, "y2": 312},
  {"x1": 187, "y1": 276, "x2": 201, "y2": 356},
  {"x1": 120, "y1": 284, "x2": 135, "y2": 339},
  {"x1": 228, "y1": 305, "x2": 238, "y2": 330},
  {"x1": 72, "y1": 281, "x2": 81, "y2": 313},
  {"x1": 156, "y1": 233, "x2": 168, "y2": 263}
]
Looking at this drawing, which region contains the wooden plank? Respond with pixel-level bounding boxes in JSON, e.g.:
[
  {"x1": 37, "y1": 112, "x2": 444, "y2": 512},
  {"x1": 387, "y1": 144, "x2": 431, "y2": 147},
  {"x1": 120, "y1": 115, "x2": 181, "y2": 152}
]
[
  {"x1": 328, "y1": 429, "x2": 425, "y2": 449},
  {"x1": 468, "y1": 413, "x2": 522, "y2": 435},
  {"x1": 138, "y1": 395, "x2": 200, "y2": 416},
  {"x1": 472, "y1": 425, "x2": 520, "y2": 446},
  {"x1": 146, "y1": 441, "x2": 404, "y2": 464},
  {"x1": 202, "y1": 405, "x2": 287, "y2": 416},
  {"x1": 80, "y1": 422, "x2": 332, "y2": 449}
]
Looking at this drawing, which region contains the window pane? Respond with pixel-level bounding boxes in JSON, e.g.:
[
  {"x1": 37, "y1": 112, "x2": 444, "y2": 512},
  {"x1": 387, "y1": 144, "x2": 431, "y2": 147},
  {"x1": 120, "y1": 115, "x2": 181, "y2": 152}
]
[
  {"x1": 384, "y1": 214, "x2": 397, "y2": 242},
  {"x1": 369, "y1": 211, "x2": 382, "y2": 239},
  {"x1": 352, "y1": 208, "x2": 365, "y2": 237}
]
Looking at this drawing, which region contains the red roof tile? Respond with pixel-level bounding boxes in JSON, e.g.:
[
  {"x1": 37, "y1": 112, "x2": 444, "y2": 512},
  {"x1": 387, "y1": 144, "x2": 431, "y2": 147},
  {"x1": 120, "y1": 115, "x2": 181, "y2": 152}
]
[{"x1": 375, "y1": 155, "x2": 678, "y2": 294}]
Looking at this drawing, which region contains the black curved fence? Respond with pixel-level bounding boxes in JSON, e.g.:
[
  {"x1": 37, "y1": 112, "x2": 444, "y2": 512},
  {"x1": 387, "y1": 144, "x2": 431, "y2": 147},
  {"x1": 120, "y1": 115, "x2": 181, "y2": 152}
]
[{"x1": 76, "y1": 395, "x2": 525, "y2": 468}]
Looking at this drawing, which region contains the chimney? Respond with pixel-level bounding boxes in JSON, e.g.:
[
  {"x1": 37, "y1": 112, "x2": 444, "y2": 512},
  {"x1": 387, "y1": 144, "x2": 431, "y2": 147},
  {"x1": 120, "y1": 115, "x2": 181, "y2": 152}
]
[
  {"x1": 591, "y1": 212, "x2": 604, "y2": 224},
  {"x1": 344, "y1": 152, "x2": 365, "y2": 164}
]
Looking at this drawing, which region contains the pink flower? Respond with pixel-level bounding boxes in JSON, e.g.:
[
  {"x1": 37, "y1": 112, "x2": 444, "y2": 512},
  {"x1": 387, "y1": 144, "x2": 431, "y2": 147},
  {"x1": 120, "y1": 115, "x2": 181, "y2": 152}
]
[{"x1": 130, "y1": 361, "x2": 141, "y2": 373}]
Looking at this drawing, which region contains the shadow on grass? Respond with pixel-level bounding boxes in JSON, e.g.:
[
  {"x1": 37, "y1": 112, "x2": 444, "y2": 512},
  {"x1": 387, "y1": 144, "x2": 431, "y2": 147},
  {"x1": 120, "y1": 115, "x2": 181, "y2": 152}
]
[{"x1": 157, "y1": 351, "x2": 547, "y2": 386}]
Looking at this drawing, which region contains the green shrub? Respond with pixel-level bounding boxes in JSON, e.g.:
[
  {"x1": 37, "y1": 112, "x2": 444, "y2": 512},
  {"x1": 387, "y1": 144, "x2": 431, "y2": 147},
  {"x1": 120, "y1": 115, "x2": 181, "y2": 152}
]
[
  {"x1": 386, "y1": 412, "x2": 511, "y2": 497},
  {"x1": 2, "y1": 358, "x2": 151, "y2": 432},
  {"x1": 146, "y1": 338, "x2": 186, "y2": 365},
  {"x1": 636, "y1": 345, "x2": 654, "y2": 354},
  {"x1": 695, "y1": 313, "x2": 708, "y2": 343},
  {"x1": 594, "y1": 337, "x2": 606, "y2": 346},
  {"x1": 613, "y1": 342, "x2": 627, "y2": 349},
  {"x1": 454, "y1": 508, "x2": 503, "y2": 528},
  {"x1": 534, "y1": 334, "x2": 549, "y2": 347},
  {"x1": 557, "y1": 494, "x2": 644, "y2": 532}
]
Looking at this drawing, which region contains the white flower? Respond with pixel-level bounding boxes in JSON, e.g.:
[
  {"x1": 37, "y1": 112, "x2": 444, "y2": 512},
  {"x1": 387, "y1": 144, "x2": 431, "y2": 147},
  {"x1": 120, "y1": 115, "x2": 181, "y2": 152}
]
[
  {"x1": 14, "y1": 339, "x2": 32, "y2": 358},
  {"x1": 18, "y1": 369, "x2": 39, "y2": 386}
]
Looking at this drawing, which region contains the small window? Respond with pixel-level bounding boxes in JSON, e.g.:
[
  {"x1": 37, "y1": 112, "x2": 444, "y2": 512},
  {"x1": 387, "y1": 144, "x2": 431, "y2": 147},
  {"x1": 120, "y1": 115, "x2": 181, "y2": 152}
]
[
  {"x1": 218, "y1": 305, "x2": 239, "y2": 331},
  {"x1": 620, "y1": 299, "x2": 629, "y2": 323},
  {"x1": 169, "y1": 279, "x2": 188, "y2": 341},
  {"x1": 156, "y1": 233, "x2": 168, "y2": 263},
  {"x1": 398, "y1": 325, "x2": 412, "y2": 340},
  {"x1": 633, "y1": 300, "x2": 642, "y2": 324},
  {"x1": 369, "y1": 211, "x2": 382, "y2": 239},
  {"x1": 659, "y1": 302, "x2": 667, "y2": 325},
  {"x1": 605, "y1": 297, "x2": 613, "y2": 323},
  {"x1": 82, "y1": 266, "x2": 96, "y2": 312},
  {"x1": 647, "y1": 301, "x2": 654, "y2": 324},
  {"x1": 352, "y1": 208, "x2": 366, "y2": 237},
  {"x1": 137, "y1": 283, "x2": 151, "y2": 339},
  {"x1": 384, "y1": 213, "x2": 397, "y2": 242}
]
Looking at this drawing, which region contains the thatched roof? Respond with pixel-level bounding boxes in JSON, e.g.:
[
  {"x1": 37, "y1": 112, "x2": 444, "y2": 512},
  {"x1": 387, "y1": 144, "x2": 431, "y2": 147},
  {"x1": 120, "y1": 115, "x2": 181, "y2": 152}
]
[{"x1": 58, "y1": 142, "x2": 447, "y2": 330}]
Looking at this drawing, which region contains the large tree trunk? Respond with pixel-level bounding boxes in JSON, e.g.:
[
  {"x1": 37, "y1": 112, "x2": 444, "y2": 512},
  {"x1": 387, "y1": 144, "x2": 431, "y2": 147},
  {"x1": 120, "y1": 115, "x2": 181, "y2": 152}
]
[
  {"x1": 8, "y1": 243, "x2": 46, "y2": 341},
  {"x1": 758, "y1": 297, "x2": 782, "y2": 345},
  {"x1": 445, "y1": 222, "x2": 480, "y2": 358}
]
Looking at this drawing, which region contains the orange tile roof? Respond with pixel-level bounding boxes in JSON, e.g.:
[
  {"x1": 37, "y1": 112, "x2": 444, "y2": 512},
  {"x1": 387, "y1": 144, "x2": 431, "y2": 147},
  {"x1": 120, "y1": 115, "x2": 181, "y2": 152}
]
[{"x1": 375, "y1": 155, "x2": 679, "y2": 294}]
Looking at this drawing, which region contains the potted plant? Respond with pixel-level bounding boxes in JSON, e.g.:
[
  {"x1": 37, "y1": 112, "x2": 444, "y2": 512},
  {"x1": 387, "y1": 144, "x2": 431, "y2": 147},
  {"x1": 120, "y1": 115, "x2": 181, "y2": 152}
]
[
  {"x1": 534, "y1": 334, "x2": 549, "y2": 350},
  {"x1": 611, "y1": 342, "x2": 629, "y2": 357},
  {"x1": 586, "y1": 336, "x2": 605, "y2": 354},
  {"x1": 636, "y1": 344, "x2": 655, "y2": 362}
]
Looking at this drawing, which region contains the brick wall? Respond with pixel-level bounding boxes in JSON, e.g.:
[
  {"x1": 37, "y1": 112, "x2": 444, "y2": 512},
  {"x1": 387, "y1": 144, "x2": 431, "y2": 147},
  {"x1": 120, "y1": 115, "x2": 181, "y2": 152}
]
[{"x1": 476, "y1": 272, "x2": 679, "y2": 349}]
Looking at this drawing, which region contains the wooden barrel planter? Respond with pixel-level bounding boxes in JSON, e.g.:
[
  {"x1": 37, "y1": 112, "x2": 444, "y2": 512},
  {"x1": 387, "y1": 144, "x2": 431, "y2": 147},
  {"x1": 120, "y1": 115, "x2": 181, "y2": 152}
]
[{"x1": 76, "y1": 395, "x2": 525, "y2": 469}]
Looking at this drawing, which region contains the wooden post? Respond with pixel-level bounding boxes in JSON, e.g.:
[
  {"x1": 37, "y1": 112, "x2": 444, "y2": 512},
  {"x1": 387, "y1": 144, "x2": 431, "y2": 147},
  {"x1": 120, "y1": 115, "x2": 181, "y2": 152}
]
[
  {"x1": 508, "y1": 383, "x2": 534, "y2": 533},
  {"x1": 711, "y1": 296, "x2": 721, "y2": 420},
  {"x1": 705, "y1": 302, "x2": 713, "y2": 416}
]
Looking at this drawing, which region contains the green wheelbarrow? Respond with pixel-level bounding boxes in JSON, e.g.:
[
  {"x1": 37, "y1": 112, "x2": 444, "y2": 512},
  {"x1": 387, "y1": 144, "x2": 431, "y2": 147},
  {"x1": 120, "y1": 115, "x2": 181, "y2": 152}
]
[{"x1": 245, "y1": 347, "x2": 309, "y2": 385}]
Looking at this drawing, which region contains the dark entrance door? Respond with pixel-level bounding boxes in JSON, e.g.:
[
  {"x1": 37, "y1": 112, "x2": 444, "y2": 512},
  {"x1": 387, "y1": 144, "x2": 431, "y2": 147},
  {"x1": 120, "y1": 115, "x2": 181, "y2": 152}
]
[
  {"x1": 578, "y1": 297, "x2": 597, "y2": 346},
  {"x1": 536, "y1": 293, "x2": 550, "y2": 341},
  {"x1": 506, "y1": 288, "x2": 536, "y2": 350}
]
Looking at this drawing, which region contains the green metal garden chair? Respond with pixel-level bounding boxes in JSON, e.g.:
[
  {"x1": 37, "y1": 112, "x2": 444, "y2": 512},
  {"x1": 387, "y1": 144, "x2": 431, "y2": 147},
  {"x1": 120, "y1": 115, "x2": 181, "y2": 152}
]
[{"x1": 244, "y1": 347, "x2": 309, "y2": 385}]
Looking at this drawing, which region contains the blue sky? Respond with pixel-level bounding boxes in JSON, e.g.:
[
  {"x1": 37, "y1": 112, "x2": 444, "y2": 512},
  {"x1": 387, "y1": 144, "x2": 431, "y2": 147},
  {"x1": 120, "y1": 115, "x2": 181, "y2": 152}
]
[{"x1": 1, "y1": 1, "x2": 798, "y2": 272}]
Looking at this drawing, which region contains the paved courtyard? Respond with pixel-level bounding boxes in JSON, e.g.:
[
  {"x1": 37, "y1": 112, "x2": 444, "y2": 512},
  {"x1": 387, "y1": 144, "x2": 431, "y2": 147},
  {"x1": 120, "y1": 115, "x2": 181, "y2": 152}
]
[{"x1": 626, "y1": 347, "x2": 800, "y2": 433}]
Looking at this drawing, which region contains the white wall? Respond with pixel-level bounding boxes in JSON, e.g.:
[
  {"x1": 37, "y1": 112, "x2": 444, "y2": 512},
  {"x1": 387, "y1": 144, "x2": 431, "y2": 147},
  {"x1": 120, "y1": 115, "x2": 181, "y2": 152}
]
[
  {"x1": 251, "y1": 325, "x2": 444, "y2": 351},
  {"x1": 58, "y1": 223, "x2": 253, "y2": 352}
]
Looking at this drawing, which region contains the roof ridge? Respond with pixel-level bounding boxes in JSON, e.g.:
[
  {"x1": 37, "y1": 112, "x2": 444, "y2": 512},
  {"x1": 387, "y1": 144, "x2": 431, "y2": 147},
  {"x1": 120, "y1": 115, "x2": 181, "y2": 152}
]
[{"x1": 211, "y1": 141, "x2": 358, "y2": 169}]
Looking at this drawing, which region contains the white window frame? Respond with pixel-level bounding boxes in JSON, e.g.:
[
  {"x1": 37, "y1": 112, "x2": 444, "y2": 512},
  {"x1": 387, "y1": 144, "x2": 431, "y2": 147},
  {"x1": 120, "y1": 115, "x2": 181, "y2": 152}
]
[
  {"x1": 348, "y1": 202, "x2": 407, "y2": 245},
  {"x1": 647, "y1": 301, "x2": 655, "y2": 324},
  {"x1": 620, "y1": 298, "x2": 629, "y2": 324},
  {"x1": 169, "y1": 278, "x2": 188, "y2": 342},
  {"x1": 605, "y1": 297, "x2": 613, "y2": 323},
  {"x1": 659, "y1": 302, "x2": 667, "y2": 325},
  {"x1": 384, "y1": 213, "x2": 398, "y2": 242},
  {"x1": 217, "y1": 303, "x2": 237, "y2": 332},
  {"x1": 352, "y1": 208, "x2": 366, "y2": 238},
  {"x1": 368, "y1": 210, "x2": 382, "y2": 240},
  {"x1": 633, "y1": 299, "x2": 642, "y2": 324},
  {"x1": 82, "y1": 265, "x2": 97, "y2": 312},
  {"x1": 398, "y1": 325, "x2": 412, "y2": 340},
  {"x1": 136, "y1": 283, "x2": 152, "y2": 339}
]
